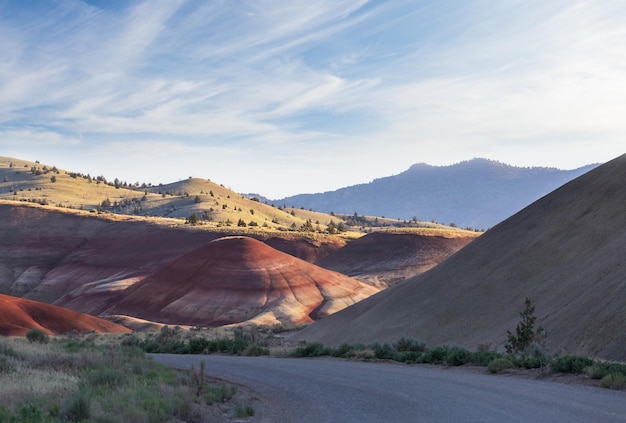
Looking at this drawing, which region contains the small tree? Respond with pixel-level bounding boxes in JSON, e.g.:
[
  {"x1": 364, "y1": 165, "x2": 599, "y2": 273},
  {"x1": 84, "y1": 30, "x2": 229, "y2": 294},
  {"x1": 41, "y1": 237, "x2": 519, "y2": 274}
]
[{"x1": 505, "y1": 297, "x2": 546, "y2": 355}]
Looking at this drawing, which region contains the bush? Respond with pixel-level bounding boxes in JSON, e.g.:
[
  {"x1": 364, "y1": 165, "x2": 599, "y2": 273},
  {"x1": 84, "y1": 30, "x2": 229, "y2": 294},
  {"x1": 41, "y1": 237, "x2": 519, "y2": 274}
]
[
  {"x1": 235, "y1": 403, "x2": 255, "y2": 418},
  {"x1": 488, "y1": 358, "x2": 513, "y2": 374},
  {"x1": 600, "y1": 373, "x2": 626, "y2": 389},
  {"x1": 373, "y1": 343, "x2": 399, "y2": 361},
  {"x1": 588, "y1": 362, "x2": 626, "y2": 380},
  {"x1": 26, "y1": 328, "x2": 48, "y2": 344},
  {"x1": 550, "y1": 355, "x2": 593, "y2": 374},
  {"x1": 393, "y1": 337, "x2": 425, "y2": 352},
  {"x1": 242, "y1": 344, "x2": 270, "y2": 357},
  {"x1": 422, "y1": 346, "x2": 449, "y2": 364},
  {"x1": 291, "y1": 342, "x2": 332, "y2": 358},
  {"x1": 332, "y1": 344, "x2": 356, "y2": 358},
  {"x1": 63, "y1": 391, "x2": 91, "y2": 422}
]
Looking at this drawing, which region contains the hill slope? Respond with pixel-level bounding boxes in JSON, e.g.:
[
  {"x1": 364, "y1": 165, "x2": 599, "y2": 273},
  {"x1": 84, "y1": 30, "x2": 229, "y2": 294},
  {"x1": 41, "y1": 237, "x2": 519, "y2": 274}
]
[
  {"x1": 107, "y1": 236, "x2": 379, "y2": 326},
  {"x1": 278, "y1": 159, "x2": 597, "y2": 229},
  {"x1": 294, "y1": 154, "x2": 626, "y2": 361},
  {"x1": 0, "y1": 202, "x2": 347, "y2": 309},
  {"x1": 316, "y1": 229, "x2": 478, "y2": 288},
  {"x1": 0, "y1": 293, "x2": 130, "y2": 336}
]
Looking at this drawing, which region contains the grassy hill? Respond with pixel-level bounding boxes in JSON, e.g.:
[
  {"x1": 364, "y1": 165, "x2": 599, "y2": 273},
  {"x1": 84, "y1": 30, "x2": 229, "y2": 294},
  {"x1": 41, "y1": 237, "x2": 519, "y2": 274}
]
[{"x1": 0, "y1": 156, "x2": 472, "y2": 236}]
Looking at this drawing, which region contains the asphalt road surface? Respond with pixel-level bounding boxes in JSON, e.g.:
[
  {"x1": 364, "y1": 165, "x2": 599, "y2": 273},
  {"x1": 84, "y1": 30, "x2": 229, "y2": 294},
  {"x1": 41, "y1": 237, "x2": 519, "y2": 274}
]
[{"x1": 152, "y1": 354, "x2": 626, "y2": 423}]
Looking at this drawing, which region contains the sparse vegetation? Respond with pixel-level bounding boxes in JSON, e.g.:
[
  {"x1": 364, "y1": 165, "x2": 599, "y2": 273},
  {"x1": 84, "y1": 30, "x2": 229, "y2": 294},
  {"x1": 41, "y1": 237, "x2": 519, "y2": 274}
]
[
  {"x1": 0, "y1": 334, "x2": 258, "y2": 421},
  {"x1": 505, "y1": 297, "x2": 546, "y2": 356}
]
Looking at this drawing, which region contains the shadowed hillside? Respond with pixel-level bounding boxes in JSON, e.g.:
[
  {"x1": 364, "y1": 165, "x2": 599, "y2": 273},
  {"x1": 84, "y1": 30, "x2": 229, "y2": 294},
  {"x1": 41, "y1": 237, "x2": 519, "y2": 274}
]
[
  {"x1": 294, "y1": 154, "x2": 626, "y2": 361},
  {"x1": 316, "y1": 229, "x2": 478, "y2": 288},
  {"x1": 107, "y1": 236, "x2": 379, "y2": 327},
  {"x1": 0, "y1": 294, "x2": 130, "y2": 336},
  {"x1": 278, "y1": 158, "x2": 597, "y2": 229}
]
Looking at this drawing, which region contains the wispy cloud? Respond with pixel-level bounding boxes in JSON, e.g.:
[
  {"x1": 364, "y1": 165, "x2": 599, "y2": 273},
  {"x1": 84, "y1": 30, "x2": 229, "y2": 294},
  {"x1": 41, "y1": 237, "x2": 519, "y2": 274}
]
[{"x1": 0, "y1": 0, "x2": 624, "y2": 197}]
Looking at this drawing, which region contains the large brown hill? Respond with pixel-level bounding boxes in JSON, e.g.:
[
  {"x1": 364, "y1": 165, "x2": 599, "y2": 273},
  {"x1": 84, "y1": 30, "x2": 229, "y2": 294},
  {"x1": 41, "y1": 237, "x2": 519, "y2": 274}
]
[
  {"x1": 0, "y1": 293, "x2": 130, "y2": 336},
  {"x1": 294, "y1": 154, "x2": 626, "y2": 361},
  {"x1": 316, "y1": 230, "x2": 478, "y2": 288},
  {"x1": 107, "y1": 236, "x2": 379, "y2": 327}
]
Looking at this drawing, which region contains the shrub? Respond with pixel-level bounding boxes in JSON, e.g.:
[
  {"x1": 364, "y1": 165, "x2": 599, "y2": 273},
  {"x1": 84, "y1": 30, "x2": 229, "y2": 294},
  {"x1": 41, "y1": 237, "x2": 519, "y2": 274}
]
[
  {"x1": 291, "y1": 342, "x2": 332, "y2": 358},
  {"x1": 235, "y1": 403, "x2": 255, "y2": 418},
  {"x1": 505, "y1": 297, "x2": 546, "y2": 355},
  {"x1": 588, "y1": 362, "x2": 626, "y2": 380},
  {"x1": 332, "y1": 343, "x2": 356, "y2": 358},
  {"x1": 26, "y1": 328, "x2": 48, "y2": 344},
  {"x1": 600, "y1": 373, "x2": 626, "y2": 389},
  {"x1": 242, "y1": 344, "x2": 270, "y2": 357},
  {"x1": 393, "y1": 337, "x2": 425, "y2": 352},
  {"x1": 550, "y1": 355, "x2": 593, "y2": 374},
  {"x1": 373, "y1": 343, "x2": 399, "y2": 361},
  {"x1": 422, "y1": 346, "x2": 449, "y2": 364},
  {"x1": 63, "y1": 391, "x2": 91, "y2": 422},
  {"x1": 86, "y1": 368, "x2": 125, "y2": 388},
  {"x1": 488, "y1": 358, "x2": 513, "y2": 374},
  {"x1": 448, "y1": 347, "x2": 471, "y2": 366}
]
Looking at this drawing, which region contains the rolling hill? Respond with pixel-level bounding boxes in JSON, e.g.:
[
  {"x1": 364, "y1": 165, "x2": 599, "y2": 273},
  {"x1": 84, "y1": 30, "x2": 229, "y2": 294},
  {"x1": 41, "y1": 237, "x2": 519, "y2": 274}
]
[
  {"x1": 0, "y1": 293, "x2": 130, "y2": 336},
  {"x1": 277, "y1": 158, "x2": 597, "y2": 229},
  {"x1": 294, "y1": 154, "x2": 626, "y2": 361},
  {"x1": 105, "y1": 236, "x2": 379, "y2": 327}
]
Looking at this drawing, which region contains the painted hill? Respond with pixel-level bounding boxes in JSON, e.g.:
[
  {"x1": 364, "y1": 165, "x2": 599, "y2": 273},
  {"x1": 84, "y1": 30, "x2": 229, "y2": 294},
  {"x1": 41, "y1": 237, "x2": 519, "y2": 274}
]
[
  {"x1": 315, "y1": 229, "x2": 479, "y2": 288},
  {"x1": 278, "y1": 158, "x2": 597, "y2": 229},
  {"x1": 108, "y1": 236, "x2": 379, "y2": 327},
  {"x1": 0, "y1": 202, "x2": 347, "y2": 310},
  {"x1": 294, "y1": 154, "x2": 626, "y2": 361},
  {"x1": 0, "y1": 293, "x2": 130, "y2": 336}
]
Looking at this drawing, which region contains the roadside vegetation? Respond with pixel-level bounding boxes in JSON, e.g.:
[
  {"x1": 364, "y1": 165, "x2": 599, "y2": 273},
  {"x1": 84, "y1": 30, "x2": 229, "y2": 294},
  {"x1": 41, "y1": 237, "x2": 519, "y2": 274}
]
[
  {"x1": 0, "y1": 332, "x2": 256, "y2": 422},
  {"x1": 124, "y1": 305, "x2": 626, "y2": 391}
]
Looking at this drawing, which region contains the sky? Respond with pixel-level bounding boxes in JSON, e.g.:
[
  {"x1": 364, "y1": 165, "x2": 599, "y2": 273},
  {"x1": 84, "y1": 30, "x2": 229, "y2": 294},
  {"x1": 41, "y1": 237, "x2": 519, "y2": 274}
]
[{"x1": 1, "y1": 0, "x2": 625, "y2": 199}]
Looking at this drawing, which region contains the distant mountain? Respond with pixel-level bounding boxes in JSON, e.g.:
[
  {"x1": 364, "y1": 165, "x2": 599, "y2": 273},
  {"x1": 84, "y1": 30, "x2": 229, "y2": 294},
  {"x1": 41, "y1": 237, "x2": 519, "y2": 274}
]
[
  {"x1": 277, "y1": 159, "x2": 598, "y2": 229},
  {"x1": 295, "y1": 153, "x2": 626, "y2": 361}
]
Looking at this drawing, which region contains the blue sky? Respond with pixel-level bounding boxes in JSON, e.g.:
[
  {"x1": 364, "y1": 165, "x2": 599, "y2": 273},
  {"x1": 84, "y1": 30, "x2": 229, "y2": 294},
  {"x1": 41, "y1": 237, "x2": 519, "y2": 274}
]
[{"x1": 1, "y1": 0, "x2": 624, "y2": 198}]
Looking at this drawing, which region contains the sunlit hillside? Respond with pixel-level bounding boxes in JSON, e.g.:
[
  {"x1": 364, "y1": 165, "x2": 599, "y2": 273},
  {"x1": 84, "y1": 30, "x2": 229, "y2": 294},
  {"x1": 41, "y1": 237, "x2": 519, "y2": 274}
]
[{"x1": 0, "y1": 156, "x2": 476, "y2": 237}]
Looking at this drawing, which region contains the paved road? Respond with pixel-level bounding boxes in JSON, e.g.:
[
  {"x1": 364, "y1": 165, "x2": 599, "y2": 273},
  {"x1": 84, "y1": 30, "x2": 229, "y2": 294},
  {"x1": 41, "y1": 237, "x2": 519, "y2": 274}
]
[{"x1": 152, "y1": 354, "x2": 626, "y2": 423}]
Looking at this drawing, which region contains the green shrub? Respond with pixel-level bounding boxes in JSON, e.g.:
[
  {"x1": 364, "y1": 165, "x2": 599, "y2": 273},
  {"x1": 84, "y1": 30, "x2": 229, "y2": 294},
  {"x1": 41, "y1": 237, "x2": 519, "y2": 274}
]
[
  {"x1": 242, "y1": 344, "x2": 270, "y2": 356},
  {"x1": 550, "y1": 355, "x2": 593, "y2": 374},
  {"x1": 235, "y1": 403, "x2": 255, "y2": 418},
  {"x1": 373, "y1": 343, "x2": 399, "y2": 361},
  {"x1": 393, "y1": 337, "x2": 425, "y2": 352},
  {"x1": 332, "y1": 343, "x2": 356, "y2": 358},
  {"x1": 588, "y1": 362, "x2": 626, "y2": 380},
  {"x1": 422, "y1": 346, "x2": 449, "y2": 364},
  {"x1": 291, "y1": 342, "x2": 332, "y2": 357},
  {"x1": 0, "y1": 356, "x2": 15, "y2": 373},
  {"x1": 26, "y1": 328, "x2": 48, "y2": 344},
  {"x1": 469, "y1": 350, "x2": 503, "y2": 366},
  {"x1": 488, "y1": 358, "x2": 513, "y2": 374},
  {"x1": 204, "y1": 384, "x2": 238, "y2": 405},
  {"x1": 600, "y1": 373, "x2": 626, "y2": 389},
  {"x1": 448, "y1": 347, "x2": 471, "y2": 366},
  {"x1": 63, "y1": 391, "x2": 91, "y2": 422}
]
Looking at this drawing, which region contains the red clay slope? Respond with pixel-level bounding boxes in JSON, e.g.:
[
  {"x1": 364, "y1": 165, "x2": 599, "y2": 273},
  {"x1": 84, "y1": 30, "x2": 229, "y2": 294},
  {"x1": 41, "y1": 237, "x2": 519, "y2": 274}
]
[
  {"x1": 109, "y1": 236, "x2": 379, "y2": 327},
  {"x1": 0, "y1": 293, "x2": 130, "y2": 336},
  {"x1": 295, "y1": 154, "x2": 626, "y2": 361}
]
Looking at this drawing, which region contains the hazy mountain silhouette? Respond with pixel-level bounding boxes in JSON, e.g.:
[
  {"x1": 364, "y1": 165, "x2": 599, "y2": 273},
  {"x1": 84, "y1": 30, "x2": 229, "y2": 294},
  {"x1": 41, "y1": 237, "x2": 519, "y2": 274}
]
[{"x1": 278, "y1": 159, "x2": 597, "y2": 229}]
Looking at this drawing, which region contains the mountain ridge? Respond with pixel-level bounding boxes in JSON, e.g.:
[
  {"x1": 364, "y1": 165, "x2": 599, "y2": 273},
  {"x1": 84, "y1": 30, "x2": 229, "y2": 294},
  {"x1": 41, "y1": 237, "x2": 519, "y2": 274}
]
[{"x1": 277, "y1": 158, "x2": 598, "y2": 229}]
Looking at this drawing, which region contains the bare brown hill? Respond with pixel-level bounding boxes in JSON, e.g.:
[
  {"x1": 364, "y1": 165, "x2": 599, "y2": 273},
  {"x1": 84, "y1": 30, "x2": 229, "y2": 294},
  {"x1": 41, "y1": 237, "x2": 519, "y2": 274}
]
[
  {"x1": 316, "y1": 229, "x2": 478, "y2": 288},
  {"x1": 107, "y1": 236, "x2": 379, "y2": 327},
  {"x1": 0, "y1": 202, "x2": 347, "y2": 313},
  {"x1": 0, "y1": 293, "x2": 130, "y2": 336},
  {"x1": 294, "y1": 154, "x2": 626, "y2": 361}
]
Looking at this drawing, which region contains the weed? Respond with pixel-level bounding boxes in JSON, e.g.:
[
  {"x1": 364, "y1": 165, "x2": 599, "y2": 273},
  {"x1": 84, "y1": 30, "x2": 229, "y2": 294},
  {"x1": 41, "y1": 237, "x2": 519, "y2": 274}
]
[{"x1": 394, "y1": 337, "x2": 425, "y2": 352}]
